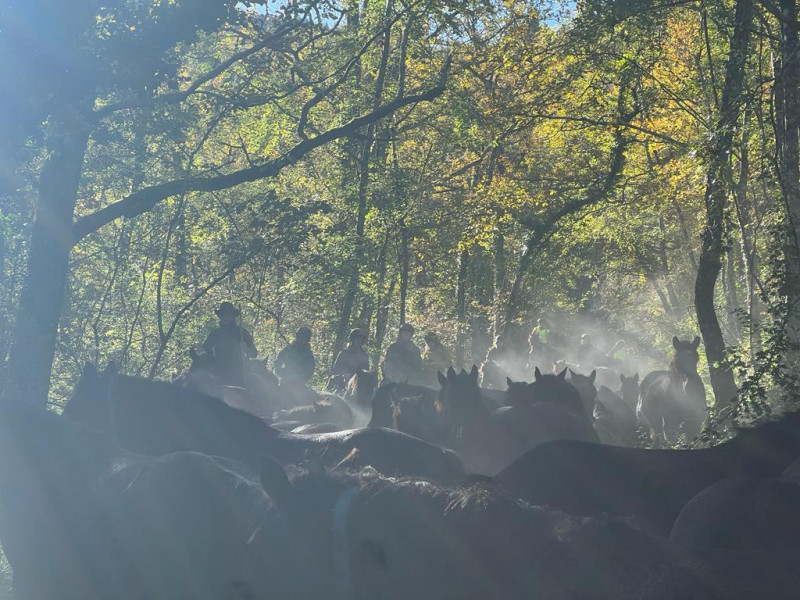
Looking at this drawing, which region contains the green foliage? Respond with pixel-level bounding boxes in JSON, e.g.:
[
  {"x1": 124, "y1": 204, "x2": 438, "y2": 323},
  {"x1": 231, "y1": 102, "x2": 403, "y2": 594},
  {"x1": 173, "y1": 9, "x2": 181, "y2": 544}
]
[{"x1": 0, "y1": 0, "x2": 797, "y2": 414}]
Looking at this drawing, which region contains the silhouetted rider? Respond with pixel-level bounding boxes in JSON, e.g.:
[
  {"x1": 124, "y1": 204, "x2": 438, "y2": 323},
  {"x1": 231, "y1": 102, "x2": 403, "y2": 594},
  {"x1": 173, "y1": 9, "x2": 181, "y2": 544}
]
[
  {"x1": 275, "y1": 326, "x2": 316, "y2": 384},
  {"x1": 202, "y1": 302, "x2": 258, "y2": 386},
  {"x1": 382, "y1": 323, "x2": 422, "y2": 383},
  {"x1": 332, "y1": 328, "x2": 370, "y2": 380}
]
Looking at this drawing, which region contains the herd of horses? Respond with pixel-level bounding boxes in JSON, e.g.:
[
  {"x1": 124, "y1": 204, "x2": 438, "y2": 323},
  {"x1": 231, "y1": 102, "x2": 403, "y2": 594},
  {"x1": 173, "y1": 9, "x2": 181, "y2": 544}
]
[
  {"x1": 176, "y1": 335, "x2": 708, "y2": 453},
  {"x1": 0, "y1": 334, "x2": 799, "y2": 598}
]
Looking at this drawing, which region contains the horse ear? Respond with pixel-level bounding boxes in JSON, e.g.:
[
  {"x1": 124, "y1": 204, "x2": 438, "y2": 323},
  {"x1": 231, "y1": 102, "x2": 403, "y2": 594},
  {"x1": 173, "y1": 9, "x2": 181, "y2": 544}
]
[
  {"x1": 469, "y1": 364, "x2": 479, "y2": 382},
  {"x1": 506, "y1": 377, "x2": 514, "y2": 387},
  {"x1": 437, "y1": 371, "x2": 448, "y2": 388},
  {"x1": 633, "y1": 373, "x2": 639, "y2": 384},
  {"x1": 620, "y1": 373, "x2": 626, "y2": 384},
  {"x1": 259, "y1": 456, "x2": 295, "y2": 508},
  {"x1": 534, "y1": 367, "x2": 542, "y2": 380},
  {"x1": 189, "y1": 348, "x2": 199, "y2": 360},
  {"x1": 568, "y1": 368, "x2": 576, "y2": 379},
  {"x1": 691, "y1": 336, "x2": 701, "y2": 350},
  {"x1": 589, "y1": 370, "x2": 596, "y2": 384},
  {"x1": 672, "y1": 336, "x2": 680, "y2": 349},
  {"x1": 446, "y1": 366, "x2": 457, "y2": 380},
  {"x1": 557, "y1": 367, "x2": 568, "y2": 380},
  {"x1": 102, "y1": 361, "x2": 118, "y2": 378}
]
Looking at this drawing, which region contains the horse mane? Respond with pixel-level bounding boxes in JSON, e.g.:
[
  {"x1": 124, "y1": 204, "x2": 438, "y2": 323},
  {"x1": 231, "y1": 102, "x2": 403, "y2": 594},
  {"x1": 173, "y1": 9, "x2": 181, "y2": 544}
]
[
  {"x1": 286, "y1": 462, "x2": 548, "y2": 526},
  {"x1": 314, "y1": 467, "x2": 573, "y2": 547}
]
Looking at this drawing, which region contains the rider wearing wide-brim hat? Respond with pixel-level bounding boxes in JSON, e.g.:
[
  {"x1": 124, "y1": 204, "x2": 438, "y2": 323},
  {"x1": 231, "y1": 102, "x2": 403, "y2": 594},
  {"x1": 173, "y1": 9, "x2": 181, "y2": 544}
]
[{"x1": 203, "y1": 302, "x2": 257, "y2": 386}]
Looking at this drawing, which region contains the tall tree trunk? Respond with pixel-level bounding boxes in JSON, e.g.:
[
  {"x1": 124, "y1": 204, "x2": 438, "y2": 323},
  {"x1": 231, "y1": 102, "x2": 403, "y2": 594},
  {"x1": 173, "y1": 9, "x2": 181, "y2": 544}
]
[
  {"x1": 371, "y1": 229, "x2": 390, "y2": 363},
  {"x1": 493, "y1": 226, "x2": 506, "y2": 332},
  {"x1": 694, "y1": 0, "x2": 752, "y2": 406},
  {"x1": 373, "y1": 277, "x2": 397, "y2": 369},
  {"x1": 671, "y1": 197, "x2": 699, "y2": 273},
  {"x1": 3, "y1": 106, "x2": 90, "y2": 406},
  {"x1": 399, "y1": 219, "x2": 409, "y2": 324},
  {"x1": 657, "y1": 214, "x2": 681, "y2": 314},
  {"x1": 332, "y1": 0, "x2": 394, "y2": 360},
  {"x1": 775, "y1": 0, "x2": 800, "y2": 382},
  {"x1": 455, "y1": 247, "x2": 469, "y2": 369},
  {"x1": 733, "y1": 107, "x2": 763, "y2": 359},
  {"x1": 724, "y1": 233, "x2": 742, "y2": 339},
  {"x1": 635, "y1": 251, "x2": 676, "y2": 319}
]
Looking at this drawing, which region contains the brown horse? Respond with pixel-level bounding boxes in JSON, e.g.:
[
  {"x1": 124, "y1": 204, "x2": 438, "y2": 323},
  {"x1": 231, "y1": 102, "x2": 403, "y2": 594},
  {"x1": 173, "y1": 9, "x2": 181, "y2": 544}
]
[
  {"x1": 567, "y1": 368, "x2": 598, "y2": 418},
  {"x1": 255, "y1": 460, "x2": 800, "y2": 600},
  {"x1": 344, "y1": 370, "x2": 379, "y2": 422},
  {"x1": 65, "y1": 366, "x2": 465, "y2": 481},
  {"x1": 638, "y1": 336, "x2": 707, "y2": 446},
  {"x1": 0, "y1": 399, "x2": 323, "y2": 600},
  {"x1": 437, "y1": 366, "x2": 596, "y2": 474},
  {"x1": 594, "y1": 373, "x2": 640, "y2": 447},
  {"x1": 176, "y1": 348, "x2": 277, "y2": 418},
  {"x1": 497, "y1": 406, "x2": 800, "y2": 537}
]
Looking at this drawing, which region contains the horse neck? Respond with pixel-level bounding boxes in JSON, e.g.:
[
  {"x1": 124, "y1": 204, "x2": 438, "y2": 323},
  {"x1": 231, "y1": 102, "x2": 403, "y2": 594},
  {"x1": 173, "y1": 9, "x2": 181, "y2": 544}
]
[{"x1": 443, "y1": 389, "x2": 489, "y2": 425}]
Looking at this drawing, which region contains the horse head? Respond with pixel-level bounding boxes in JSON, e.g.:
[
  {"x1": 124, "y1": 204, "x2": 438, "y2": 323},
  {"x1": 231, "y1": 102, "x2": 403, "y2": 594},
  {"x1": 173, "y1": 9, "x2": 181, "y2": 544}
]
[
  {"x1": 436, "y1": 365, "x2": 484, "y2": 434},
  {"x1": 187, "y1": 347, "x2": 219, "y2": 375},
  {"x1": 62, "y1": 361, "x2": 118, "y2": 431},
  {"x1": 369, "y1": 383, "x2": 399, "y2": 428},
  {"x1": 528, "y1": 367, "x2": 589, "y2": 420},
  {"x1": 619, "y1": 373, "x2": 640, "y2": 409},
  {"x1": 349, "y1": 370, "x2": 379, "y2": 409},
  {"x1": 567, "y1": 368, "x2": 598, "y2": 416},
  {"x1": 671, "y1": 336, "x2": 701, "y2": 376},
  {"x1": 505, "y1": 377, "x2": 534, "y2": 408}
]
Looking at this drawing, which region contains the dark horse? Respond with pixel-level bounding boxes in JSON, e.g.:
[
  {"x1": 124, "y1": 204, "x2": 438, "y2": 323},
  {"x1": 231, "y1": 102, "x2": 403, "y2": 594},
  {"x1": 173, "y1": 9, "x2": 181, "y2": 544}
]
[
  {"x1": 496, "y1": 408, "x2": 800, "y2": 536},
  {"x1": 255, "y1": 459, "x2": 800, "y2": 600},
  {"x1": 64, "y1": 365, "x2": 465, "y2": 481},
  {"x1": 594, "y1": 373, "x2": 640, "y2": 447},
  {"x1": 0, "y1": 399, "x2": 327, "y2": 600},
  {"x1": 437, "y1": 366, "x2": 596, "y2": 474},
  {"x1": 638, "y1": 336, "x2": 707, "y2": 445},
  {"x1": 175, "y1": 348, "x2": 278, "y2": 418}
]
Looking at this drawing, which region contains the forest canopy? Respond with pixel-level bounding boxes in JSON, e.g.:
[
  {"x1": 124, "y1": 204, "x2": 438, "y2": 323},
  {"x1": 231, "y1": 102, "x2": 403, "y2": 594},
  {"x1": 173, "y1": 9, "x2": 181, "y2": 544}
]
[{"x1": 1, "y1": 0, "x2": 800, "y2": 423}]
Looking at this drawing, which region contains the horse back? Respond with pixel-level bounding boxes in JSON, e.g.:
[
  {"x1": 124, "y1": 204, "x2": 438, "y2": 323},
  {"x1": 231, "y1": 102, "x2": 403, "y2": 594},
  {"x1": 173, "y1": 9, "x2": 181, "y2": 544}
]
[{"x1": 496, "y1": 440, "x2": 725, "y2": 535}]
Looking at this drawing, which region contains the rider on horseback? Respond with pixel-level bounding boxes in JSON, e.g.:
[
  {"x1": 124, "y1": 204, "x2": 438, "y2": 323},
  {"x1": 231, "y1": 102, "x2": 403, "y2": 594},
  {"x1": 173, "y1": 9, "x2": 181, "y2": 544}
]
[
  {"x1": 330, "y1": 328, "x2": 369, "y2": 391},
  {"x1": 202, "y1": 302, "x2": 258, "y2": 386}
]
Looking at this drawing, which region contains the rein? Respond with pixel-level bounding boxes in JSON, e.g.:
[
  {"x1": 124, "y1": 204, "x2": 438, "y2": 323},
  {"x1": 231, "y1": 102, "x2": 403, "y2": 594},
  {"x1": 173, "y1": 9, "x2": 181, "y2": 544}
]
[{"x1": 332, "y1": 486, "x2": 359, "y2": 600}]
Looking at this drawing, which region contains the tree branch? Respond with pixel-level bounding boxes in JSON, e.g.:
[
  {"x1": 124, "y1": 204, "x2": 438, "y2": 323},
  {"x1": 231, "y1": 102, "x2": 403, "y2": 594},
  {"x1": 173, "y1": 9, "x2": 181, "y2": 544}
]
[
  {"x1": 93, "y1": 22, "x2": 298, "y2": 119},
  {"x1": 73, "y1": 73, "x2": 449, "y2": 243}
]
